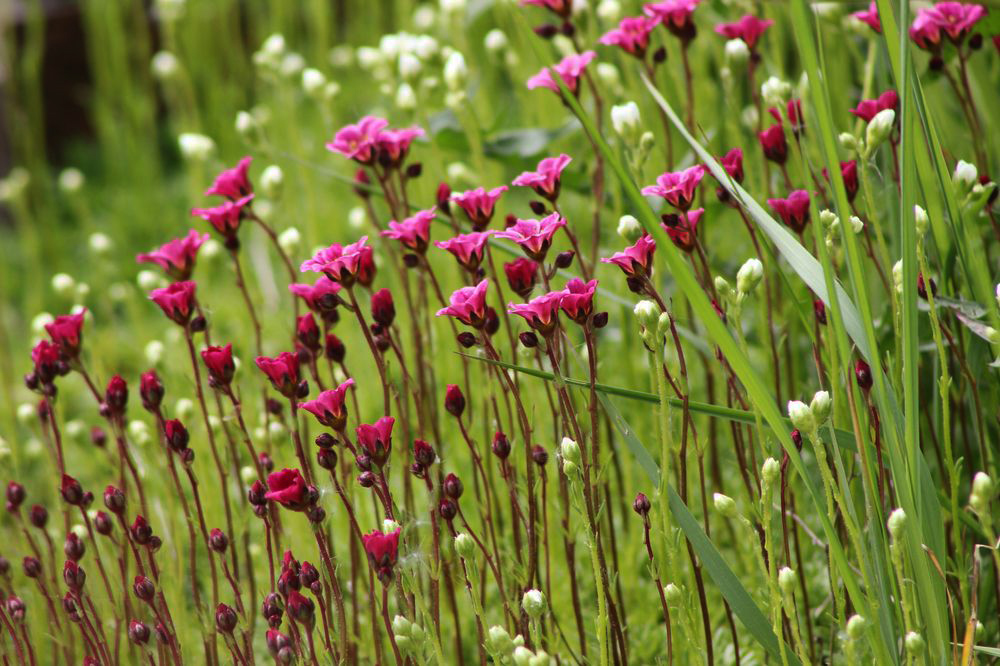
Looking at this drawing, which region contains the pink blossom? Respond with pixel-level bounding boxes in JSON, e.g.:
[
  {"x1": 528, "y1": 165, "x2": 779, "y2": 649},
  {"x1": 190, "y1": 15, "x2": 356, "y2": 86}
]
[
  {"x1": 375, "y1": 127, "x2": 425, "y2": 166},
  {"x1": 191, "y1": 194, "x2": 254, "y2": 239},
  {"x1": 910, "y1": 3, "x2": 986, "y2": 49},
  {"x1": 255, "y1": 352, "x2": 300, "y2": 397},
  {"x1": 508, "y1": 290, "x2": 565, "y2": 333},
  {"x1": 527, "y1": 51, "x2": 597, "y2": 95},
  {"x1": 599, "y1": 17, "x2": 660, "y2": 57},
  {"x1": 852, "y1": 2, "x2": 881, "y2": 33},
  {"x1": 326, "y1": 116, "x2": 389, "y2": 164},
  {"x1": 149, "y1": 281, "x2": 197, "y2": 325},
  {"x1": 363, "y1": 528, "x2": 401, "y2": 583},
  {"x1": 136, "y1": 230, "x2": 210, "y2": 281},
  {"x1": 714, "y1": 15, "x2": 774, "y2": 49},
  {"x1": 205, "y1": 157, "x2": 253, "y2": 199},
  {"x1": 494, "y1": 213, "x2": 566, "y2": 261},
  {"x1": 381, "y1": 208, "x2": 436, "y2": 252},
  {"x1": 601, "y1": 235, "x2": 656, "y2": 277},
  {"x1": 644, "y1": 0, "x2": 701, "y2": 38},
  {"x1": 45, "y1": 311, "x2": 87, "y2": 356},
  {"x1": 560, "y1": 278, "x2": 598, "y2": 324},
  {"x1": 265, "y1": 469, "x2": 309, "y2": 510},
  {"x1": 300, "y1": 237, "x2": 370, "y2": 286},
  {"x1": 288, "y1": 276, "x2": 342, "y2": 313},
  {"x1": 519, "y1": 0, "x2": 572, "y2": 17},
  {"x1": 719, "y1": 148, "x2": 744, "y2": 183},
  {"x1": 434, "y1": 232, "x2": 495, "y2": 271},
  {"x1": 641, "y1": 165, "x2": 705, "y2": 211},
  {"x1": 356, "y1": 416, "x2": 395, "y2": 466},
  {"x1": 512, "y1": 154, "x2": 572, "y2": 200},
  {"x1": 452, "y1": 186, "x2": 508, "y2": 230},
  {"x1": 849, "y1": 90, "x2": 899, "y2": 123},
  {"x1": 661, "y1": 209, "x2": 702, "y2": 252},
  {"x1": 767, "y1": 190, "x2": 811, "y2": 234},
  {"x1": 758, "y1": 124, "x2": 788, "y2": 165},
  {"x1": 436, "y1": 279, "x2": 490, "y2": 327},
  {"x1": 299, "y1": 379, "x2": 355, "y2": 430}
]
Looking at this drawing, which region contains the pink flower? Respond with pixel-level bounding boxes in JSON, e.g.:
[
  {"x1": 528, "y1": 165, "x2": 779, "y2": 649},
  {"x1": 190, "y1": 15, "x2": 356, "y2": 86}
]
[
  {"x1": 326, "y1": 116, "x2": 389, "y2": 164},
  {"x1": 356, "y1": 416, "x2": 395, "y2": 466},
  {"x1": 375, "y1": 127, "x2": 425, "y2": 166},
  {"x1": 519, "y1": 0, "x2": 571, "y2": 17},
  {"x1": 601, "y1": 235, "x2": 656, "y2": 277},
  {"x1": 849, "y1": 89, "x2": 899, "y2": 123},
  {"x1": 265, "y1": 469, "x2": 309, "y2": 510},
  {"x1": 508, "y1": 290, "x2": 565, "y2": 334},
  {"x1": 910, "y1": 3, "x2": 986, "y2": 49},
  {"x1": 45, "y1": 311, "x2": 87, "y2": 356},
  {"x1": 201, "y1": 344, "x2": 235, "y2": 386},
  {"x1": 512, "y1": 154, "x2": 572, "y2": 200},
  {"x1": 494, "y1": 213, "x2": 566, "y2": 260},
  {"x1": 560, "y1": 278, "x2": 598, "y2": 324},
  {"x1": 205, "y1": 157, "x2": 253, "y2": 199},
  {"x1": 504, "y1": 258, "x2": 540, "y2": 299},
  {"x1": 136, "y1": 230, "x2": 210, "y2": 281},
  {"x1": 255, "y1": 352, "x2": 300, "y2": 397},
  {"x1": 714, "y1": 15, "x2": 774, "y2": 49},
  {"x1": 527, "y1": 51, "x2": 597, "y2": 95},
  {"x1": 299, "y1": 379, "x2": 355, "y2": 430},
  {"x1": 719, "y1": 147, "x2": 745, "y2": 183},
  {"x1": 191, "y1": 195, "x2": 254, "y2": 239},
  {"x1": 436, "y1": 279, "x2": 490, "y2": 327},
  {"x1": 434, "y1": 232, "x2": 495, "y2": 271},
  {"x1": 31, "y1": 340, "x2": 62, "y2": 383},
  {"x1": 852, "y1": 1, "x2": 881, "y2": 34},
  {"x1": 767, "y1": 190, "x2": 811, "y2": 234},
  {"x1": 381, "y1": 208, "x2": 435, "y2": 252},
  {"x1": 362, "y1": 529, "x2": 401, "y2": 583},
  {"x1": 644, "y1": 0, "x2": 701, "y2": 40},
  {"x1": 822, "y1": 160, "x2": 859, "y2": 202},
  {"x1": 288, "y1": 276, "x2": 342, "y2": 313},
  {"x1": 149, "y1": 281, "x2": 197, "y2": 325},
  {"x1": 661, "y1": 209, "x2": 702, "y2": 252},
  {"x1": 452, "y1": 186, "x2": 508, "y2": 230},
  {"x1": 641, "y1": 165, "x2": 705, "y2": 211},
  {"x1": 599, "y1": 17, "x2": 660, "y2": 57},
  {"x1": 757, "y1": 124, "x2": 788, "y2": 165},
  {"x1": 300, "y1": 237, "x2": 370, "y2": 286}
]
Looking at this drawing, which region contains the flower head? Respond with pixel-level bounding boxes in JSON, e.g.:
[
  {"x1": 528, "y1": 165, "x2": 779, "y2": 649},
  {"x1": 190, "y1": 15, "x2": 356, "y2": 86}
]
[
  {"x1": 767, "y1": 190, "x2": 812, "y2": 234},
  {"x1": 661, "y1": 209, "x2": 702, "y2": 252},
  {"x1": 362, "y1": 528, "x2": 401, "y2": 583},
  {"x1": 205, "y1": 157, "x2": 253, "y2": 199},
  {"x1": 823, "y1": 160, "x2": 859, "y2": 202},
  {"x1": 602, "y1": 235, "x2": 656, "y2": 277},
  {"x1": 149, "y1": 281, "x2": 197, "y2": 325},
  {"x1": 527, "y1": 51, "x2": 597, "y2": 95},
  {"x1": 46, "y1": 311, "x2": 87, "y2": 357},
  {"x1": 560, "y1": 278, "x2": 598, "y2": 324},
  {"x1": 30, "y1": 340, "x2": 63, "y2": 384},
  {"x1": 381, "y1": 208, "x2": 435, "y2": 252},
  {"x1": 504, "y1": 258, "x2": 540, "y2": 299},
  {"x1": 136, "y1": 230, "x2": 210, "y2": 281},
  {"x1": 434, "y1": 232, "x2": 495, "y2": 271},
  {"x1": 910, "y1": 3, "x2": 986, "y2": 50},
  {"x1": 600, "y1": 17, "x2": 660, "y2": 57},
  {"x1": 299, "y1": 379, "x2": 355, "y2": 430},
  {"x1": 644, "y1": 0, "x2": 701, "y2": 40},
  {"x1": 327, "y1": 116, "x2": 389, "y2": 164},
  {"x1": 356, "y1": 416, "x2": 395, "y2": 466},
  {"x1": 714, "y1": 15, "x2": 774, "y2": 49},
  {"x1": 849, "y1": 90, "x2": 899, "y2": 123},
  {"x1": 852, "y1": 1, "x2": 881, "y2": 33},
  {"x1": 436, "y1": 279, "x2": 490, "y2": 328},
  {"x1": 288, "y1": 276, "x2": 342, "y2": 314},
  {"x1": 300, "y1": 236, "x2": 370, "y2": 287},
  {"x1": 642, "y1": 165, "x2": 705, "y2": 211},
  {"x1": 495, "y1": 213, "x2": 567, "y2": 261},
  {"x1": 452, "y1": 187, "x2": 507, "y2": 230},
  {"x1": 520, "y1": 0, "x2": 572, "y2": 17},
  {"x1": 374, "y1": 126, "x2": 424, "y2": 166},
  {"x1": 201, "y1": 344, "x2": 235, "y2": 387},
  {"x1": 512, "y1": 154, "x2": 572, "y2": 201},
  {"x1": 191, "y1": 195, "x2": 254, "y2": 240},
  {"x1": 508, "y1": 290, "x2": 565, "y2": 334},
  {"x1": 255, "y1": 352, "x2": 300, "y2": 397},
  {"x1": 757, "y1": 123, "x2": 788, "y2": 165},
  {"x1": 265, "y1": 469, "x2": 310, "y2": 510}
]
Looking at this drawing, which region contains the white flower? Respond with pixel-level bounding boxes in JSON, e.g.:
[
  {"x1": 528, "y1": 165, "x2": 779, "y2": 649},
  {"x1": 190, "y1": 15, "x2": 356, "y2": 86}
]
[
  {"x1": 521, "y1": 589, "x2": 546, "y2": 618},
  {"x1": 761, "y1": 76, "x2": 791, "y2": 109},
  {"x1": 52, "y1": 273, "x2": 76, "y2": 298},
  {"x1": 777, "y1": 567, "x2": 797, "y2": 594},
  {"x1": 953, "y1": 159, "x2": 978, "y2": 190},
  {"x1": 810, "y1": 390, "x2": 831, "y2": 424},
  {"x1": 611, "y1": 102, "x2": 641, "y2": 140},
  {"x1": 846, "y1": 614, "x2": 867, "y2": 640},
  {"x1": 177, "y1": 133, "x2": 215, "y2": 161},
  {"x1": 88, "y1": 232, "x2": 112, "y2": 255},
  {"x1": 151, "y1": 51, "x2": 180, "y2": 80},
  {"x1": 484, "y1": 29, "x2": 508, "y2": 54},
  {"x1": 560, "y1": 437, "x2": 581, "y2": 465},
  {"x1": 396, "y1": 83, "x2": 417, "y2": 110},
  {"x1": 761, "y1": 457, "x2": 780, "y2": 487},
  {"x1": 787, "y1": 400, "x2": 816, "y2": 434},
  {"x1": 145, "y1": 340, "x2": 165, "y2": 366},
  {"x1": 736, "y1": 258, "x2": 764, "y2": 294},
  {"x1": 724, "y1": 39, "x2": 749, "y2": 66},
  {"x1": 633, "y1": 300, "x2": 661, "y2": 328},
  {"x1": 617, "y1": 215, "x2": 642, "y2": 242},
  {"x1": 596, "y1": 0, "x2": 622, "y2": 22},
  {"x1": 398, "y1": 53, "x2": 422, "y2": 80},
  {"x1": 886, "y1": 508, "x2": 906, "y2": 539},
  {"x1": 31, "y1": 312, "x2": 54, "y2": 334},
  {"x1": 848, "y1": 215, "x2": 864, "y2": 233},
  {"x1": 301, "y1": 68, "x2": 327, "y2": 97},
  {"x1": 260, "y1": 165, "x2": 284, "y2": 200},
  {"x1": 413, "y1": 5, "x2": 437, "y2": 30},
  {"x1": 137, "y1": 270, "x2": 165, "y2": 292},
  {"x1": 356, "y1": 46, "x2": 383, "y2": 70},
  {"x1": 443, "y1": 51, "x2": 467, "y2": 91},
  {"x1": 713, "y1": 493, "x2": 736, "y2": 517},
  {"x1": 261, "y1": 34, "x2": 286, "y2": 57},
  {"x1": 864, "y1": 109, "x2": 895, "y2": 155},
  {"x1": 440, "y1": 0, "x2": 466, "y2": 14}
]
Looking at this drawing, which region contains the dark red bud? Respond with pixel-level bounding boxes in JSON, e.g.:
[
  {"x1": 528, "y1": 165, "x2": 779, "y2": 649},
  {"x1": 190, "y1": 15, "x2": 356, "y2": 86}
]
[{"x1": 632, "y1": 492, "x2": 651, "y2": 516}]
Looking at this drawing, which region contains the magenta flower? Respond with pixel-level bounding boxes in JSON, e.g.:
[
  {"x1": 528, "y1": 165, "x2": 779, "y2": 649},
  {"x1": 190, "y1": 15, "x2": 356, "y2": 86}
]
[
  {"x1": 265, "y1": 469, "x2": 309, "y2": 510},
  {"x1": 601, "y1": 235, "x2": 656, "y2": 277},
  {"x1": 767, "y1": 190, "x2": 811, "y2": 234},
  {"x1": 504, "y1": 258, "x2": 540, "y2": 299},
  {"x1": 452, "y1": 186, "x2": 508, "y2": 230},
  {"x1": 436, "y1": 279, "x2": 490, "y2": 328},
  {"x1": 201, "y1": 344, "x2": 235, "y2": 386},
  {"x1": 757, "y1": 124, "x2": 788, "y2": 165},
  {"x1": 910, "y1": 3, "x2": 986, "y2": 49},
  {"x1": 374, "y1": 127, "x2": 425, "y2": 166},
  {"x1": 356, "y1": 416, "x2": 395, "y2": 467},
  {"x1": 326, "y1": 116, "x2": 389, "y2": 164},
  {"x1": 191, "y1": 194, "x2": 254, "y2": 240},
  {"x1": 31, "y1": 340, "x2": 62, "y2": 383},
  {"x1": 434, "y1": 232, "x2": 495, "y2": 271},
  {"x1": 299, "y1": 379, "x2": 355, "y2": 430},
  {"x1": 136, "y1": 230, "x2": 210, "y2": 281},
  {"x1": 494, "y1": 213, "x2": 567, "y2": 261},
  {"x1": 512, "y1": 154, "x2": 572, "y2": 201},
  {"x1": 149, "y1": 281, "x2": 197, "y2": 325},
  {"x1": 527, "y1": 51, "x2": 597, "y2": 95},
  {"x1": 822, "y1": 160, "x2": 859, "y2": 202},
  {"x1": 560, "y1": 278, "x2": 598, "y2": 324},
  {"x1": 714, "y1": 15, "x2": 774, "y2": 49},
  {"x1": 381, "y1": 208, "x2": 436, "y2": 253},
  {"x1": 719, "y1": 148, "x2": 745, "y2": 183},
  {"x1": 599, "y1": 16, "x2": 660, "y2": 57},
  {"x1": 519, "y1": 0, "x2": 572, "y2": 17},
  {"x1": 362, "y1": 529, "x2": 401, "y2": 584},
  {"x1": 852, "y1": 1, "x2": 881, "y2": 33},
  {"x1": 288, "y1": 276, "x2": 342, "y2": 313},
  {"x1": 205, "y1": 157, "x2": 253, "y2": 200},
  {"x1": 644, "y1": 0, "x2": 701, "y2": 40},
  {"x1": 300, "y1": 236, "x2": 370, "y2": 287},
  {"x1": 255, "y1": 352, "x2": 300, "y2": 397},
  {"x1": 661, "y1": 209, "x2": 702, "y2": 252},
  {"x1": 849, "y1": 90, "x2": 899, "y2": 123},
  {"x1": 508, "y1": 290, "x2": 565, "y2": 334},
  {"x1": 45, "y1": 311, "x2": 87, "y2": 357},
  {"x1": 642, "y1": 165, "x2": 705, "y2": 211}
]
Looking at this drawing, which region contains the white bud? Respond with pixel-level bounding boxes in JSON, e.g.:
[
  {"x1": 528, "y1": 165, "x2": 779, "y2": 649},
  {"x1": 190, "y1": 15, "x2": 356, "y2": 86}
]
[
  {"x1": 280, "y1": 53, "x2": 305, "y2": 78},
  {"x1": 724, "y1": 39, "x2": 749, "y2": 66},
  {"x1": 177, "y1": 133, "x2": 215, "y2": 161},
  {"x1": 398, "y1": 53, "x2": 422, "y2": 80},
  {"x1": 761, "y1": 457, "x2": 780, "y2": 487},
  {"x1": 512, "y1": 646, "x2": 534, "y2": 666},
  {"x1": 740, "y1": 105, "x2": 759, "y2": 130},
  {"x1": 810, "y1": 390, "x2": 831, "y2": 424},
  {"x1": 521, "y1": 589, "x2": 546, "y2": 618},
  {"x1": 443, "y1": 51, "x2": 467, "y2": 91},
  {"x1": 839, "y1": 132, "x2": 860, "y2": 153},
  {"x1": 349, "y1": 206, "x2": 367, "y2": 229},
  {"x1": 440, "y1": 0, "x2": 466, "y2": 14},
  {"x1": 383, "y1": 518, "x2": 400, "y2": 534},
  {"x1": 255, "y1": 165, "x2": 282, "y2": 200},
  {"x1": 633, "y1": 300, "x2": 661, "y2": 329},
  {"x1": 31, "y1": 312, "x2": 54, "y2": 335},
  {"x1": 904, "y1": 631, "x2": 925, "y2": 655},
  {"x1": 454, "y1": 532, "x2": 475, "y2": 559},
  {"x1": 235, "y1": 111, "x2": 257, "y2": 138},
  {"x1": 864, "y1": 109, "x2": 895, "y2": 154},
  {"x1": 278, "y1": 227, "x2": 300, "y2": 255},
  {"x1": 58, "y1": 168, "x2": 85, "y2": 194},
  {"x1": 611, "y1": 102, "x2": 641, "y2": 140},
  {"x1": 596, "y1": 0, "x2": 621, "y2": 22},
  {"x1": 301, "y1": 68, "x2": 327, "y2": 97},
  {"x1": 175, "y1": 398, "x2": 194, "y2": 421},
  {"x1": 355, "y1": 46, "x2": 383, "y2": 70},
  {"x1": 886, "y1": 508, "x2": 906, "y2": 540},
  {"x1": 151, "y1": 51, "x2": 181, "y2": 80},
  {"x1": 595, "y1": 63, "x2": 621, "y2": 93},
  {"x1": 787, "y1": 400, "x2": 816, "y2": 433},
  {"x1": 713, "y1": 493, "x2": 736, "y2": 517},
  {"x1": 778, "y1": 567, "x2": 797, "y2": 594},
  {"x1": 971, "y1": 472, "x2": 994, "y2": 513},
  {"x1": 487, "y1": 625, "x2": 513, "y2": 656},
  {"x1": 484, "y1": 29, "x2": 508, "y2": 54},
  {"x1": 761, "y1": 76, "x2": 791, "y2": 109},
  {"x1": 715, "y1": 276, "x2": 732, "y2": 299},
  {"x1": 736, "y1": 258, "x2": 764, "y2": 294},
  {"x1": 137, "y1": 270, "x2": 165, "y2": 292},
  {"x1": 819, "y1": 209, "x2": 838, "y2": 228},
  {"x1": 617, "y1": 215, "x2": 642, "y2": 242},
  {"x1": 953, "y1": 160, "x2": 978, "y2": 191},
  {"x1": 88, "y1": 232, "x2": 112, "y2": 255},
  {"x1": 560, "y1": 437, "x2": 581, "y2": 465},
  {"x1": 144, "y1": 340, "x2": 165, "y2": 366},
  {"x1": 413, "y1": 5, "x2": 437, "y2": 30},
  {"x1": 17, "y1": 403, "x2": 36, "y2": 425},
  {"x1": 395, "y1": 83, "x2": 417, "y2": 111},
  {"x1": 261, "y1": 34, "x2": 286, "y2": 57},
  {"x1": 128, "y1": 420, "x2": 150, "y2": 445},
  {"x1": 914, "y1": 205, "x2": 929, "y2": 237},
  {"x1": 52, "y1": 273, "x2": 76, "y2": 298},
  {"x1": 846, "y1": 614, "x2": 866, "y2": 640},
  {"x1": 848, "y1": 215, "x2": 864, "y2": 233},
  {"x1": 664, "y1": 583, "x2": 682, "y2": 604}
]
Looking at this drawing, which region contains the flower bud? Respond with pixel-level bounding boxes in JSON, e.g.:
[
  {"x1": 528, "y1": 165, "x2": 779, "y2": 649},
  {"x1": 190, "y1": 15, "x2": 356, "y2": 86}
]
[
  {"x1": 810, "y1": 390, "x2": 831, "y2": 425},
  {"x1": 846, "y1": 614, "x2": 866, "y2": 640},
  {"x1": 487, "y1": 626, "x2": 514, "y2": 657},
  {"x1": 178, "y1": 133, "x2": 215, "y2": 161},
  {"x1": 454, "y1": 532, "x2": 475, "y2": 559},
  {"x1": 611, "y1": 102, "x2": 641, "y2": 142},
  {"x1": 864, "y1": 109, "x2": 895, "y2": 155},
  {"x1": 736, "y1": 258, "x2": 763, "y2": 294},
  {"x1": 970, "y1": 472, "x2": 994, "y2": 514},
  {"x1": 777, "y1": 566, "x2": 797, "y2": 595},
  {"x1": 560, "y1": 437, "x2": 580, "y2": 466},
  {"x1": 761, "y1": 76, "x2": 791, "y2": 109},
  {"x1": 953, "y1": 160, "x2": 978, "y2": 193},
  {"x1": 713, "y1": 493, "x2": 736, "y2": 517},
  {"x1": 633, "y1": 300, "x2": 661, "y2": 330},
  {"x1": 616, "y1": 215, "x2": 642, "y2": 242},
  {"x1": 787, "y1": 400, "x2": 816, "y2": 434},
  {"x1": 664, "y1": 583, "x2": 682, "y2": 604},
  {"x1": 904, "y1": 631, "x2": 924, "y2": 655},
  {"x1": 761, "y1": 457, "x2": 780, "y2": 488},
  {"x1": 444, "y1": 384, "x2": 465, "y2": 418},
  {"x1": 443, "y1": 52, "x2": 467, "y2": 92},
  {"x1": 522, "y1": 589, "x2": 546, "y2": 618},
  {"x1": 632, "y1": 492, "x2": 651, "y2": 516}
]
